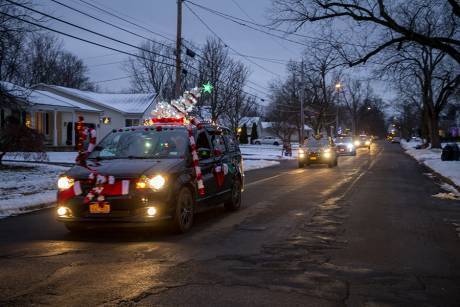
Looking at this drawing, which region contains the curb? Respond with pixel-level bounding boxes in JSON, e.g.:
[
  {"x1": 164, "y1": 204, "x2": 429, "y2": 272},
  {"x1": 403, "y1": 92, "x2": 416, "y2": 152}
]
[
  {"x1": 401, "y1": 146, "x2": 460, "y2": 192},
  {"x1": 0, "y1": 202, "x2": 55, "y2": 218}
]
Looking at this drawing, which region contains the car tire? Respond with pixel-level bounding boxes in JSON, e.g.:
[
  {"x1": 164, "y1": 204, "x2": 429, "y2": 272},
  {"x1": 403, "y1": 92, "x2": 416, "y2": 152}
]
[
  {"x1": 224, "y1": 179, "x2": 242, "y2": 211},
  {"x1": 255, "y1": 141, "x2": 261, "y2": 145},
  {"x1": 171, "y1": 187, "x2": 195, "y2": 233},
  {"x1": 334, "y1": 158, "x2": 338, "y2": 166},
  {"x1": 298, "y1": 161, "x2": 304, "y2": 168},
  {"x1": 273, "y1": 142, "x2": 279, "y2": 146}
]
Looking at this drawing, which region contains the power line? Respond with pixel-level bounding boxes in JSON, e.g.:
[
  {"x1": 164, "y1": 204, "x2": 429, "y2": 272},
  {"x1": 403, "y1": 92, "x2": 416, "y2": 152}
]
[
  {"x1": 185, "y1": 0, "x2": 368, "y2": 49},
  {"x1": 49, "y1": 0, "x2": 176, "y2": 52},
  {"x1": 7, "y1": 0, "x2": 176, "y2": 62},
  {"x1": 184, "y1": 2, "x2": 282, "y2": 78},
  {"x1": 0, "y1": 10, "x2": 178, "y2": 69},
  {"x1": 75, "y1": 0, "x2": 175, "y2": 43}
]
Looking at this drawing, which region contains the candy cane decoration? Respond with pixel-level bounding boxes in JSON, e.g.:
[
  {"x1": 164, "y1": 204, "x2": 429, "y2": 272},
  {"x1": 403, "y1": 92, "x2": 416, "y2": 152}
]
[{"x1": 187, "y1": 124, "x2": 205, "y2": 196}]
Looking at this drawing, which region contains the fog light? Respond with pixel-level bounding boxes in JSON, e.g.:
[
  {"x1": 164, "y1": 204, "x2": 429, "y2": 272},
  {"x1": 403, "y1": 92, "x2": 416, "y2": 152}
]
[
  {"x1": 146, "y1": 207, "x2": 157, "y2": 217},
  {"x1": 57, "y1": 206, "x2": 69, "y2": 217}
]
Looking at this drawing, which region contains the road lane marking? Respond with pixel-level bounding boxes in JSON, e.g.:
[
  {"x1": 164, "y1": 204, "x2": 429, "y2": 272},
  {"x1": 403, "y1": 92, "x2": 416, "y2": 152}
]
[{"x1": 245, "y1": 174, "x2": 284, "y2": 187}]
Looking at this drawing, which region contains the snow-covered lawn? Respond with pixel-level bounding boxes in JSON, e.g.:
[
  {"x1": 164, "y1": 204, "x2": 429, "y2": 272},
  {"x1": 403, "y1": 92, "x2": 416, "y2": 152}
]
[
  {"x1": 244, "y1": 159, "x2": 279, "y2": 171},
  {"x1": 401, "y1": 140, "x2": 460, "y2": 187},
  {"x1": 240, "y1": 144, "x2": 298, "y2": 160},
  {"x1": 0, "y1": 162, "x2": 68, "y2": 218}
]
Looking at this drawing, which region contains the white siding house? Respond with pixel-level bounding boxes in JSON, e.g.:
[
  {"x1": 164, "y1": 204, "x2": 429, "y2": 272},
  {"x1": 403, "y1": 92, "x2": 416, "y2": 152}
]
[{"x1": 34, "y1": 84, "x2": 158, "y2": 140}]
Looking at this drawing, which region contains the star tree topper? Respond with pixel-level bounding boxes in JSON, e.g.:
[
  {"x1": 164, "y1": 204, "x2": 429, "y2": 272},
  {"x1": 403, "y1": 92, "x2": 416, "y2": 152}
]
[{"x1": 202, "y1": 82, "x2": 213, "y2": 94}]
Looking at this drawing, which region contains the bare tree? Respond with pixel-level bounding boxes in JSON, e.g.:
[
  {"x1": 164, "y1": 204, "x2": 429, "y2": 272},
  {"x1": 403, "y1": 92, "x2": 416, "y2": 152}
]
[
  {"x1": 380, "y1": 44, "x2": 459, "y2": 147},
  {"x1": 198, "y1": 37, "x2": 250, "y2": 123},
  {"x1": 272, "y1": 0, "x2": 460, "y2": 65}
]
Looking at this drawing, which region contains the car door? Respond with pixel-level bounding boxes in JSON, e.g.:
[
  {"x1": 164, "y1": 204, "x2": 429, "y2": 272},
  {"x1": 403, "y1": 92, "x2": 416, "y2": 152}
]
[
  {"x1": 210, "y1": 128, "x2": 232, "y2": 194},
  {"x1": 195, "y1": 129, "x2": 217, "y2": 202}
]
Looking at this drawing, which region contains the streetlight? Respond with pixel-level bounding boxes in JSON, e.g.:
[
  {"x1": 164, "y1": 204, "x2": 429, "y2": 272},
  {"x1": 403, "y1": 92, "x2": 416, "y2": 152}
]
[{"x1": 334, "y1": 82, "x2": 342, "y2": 137}]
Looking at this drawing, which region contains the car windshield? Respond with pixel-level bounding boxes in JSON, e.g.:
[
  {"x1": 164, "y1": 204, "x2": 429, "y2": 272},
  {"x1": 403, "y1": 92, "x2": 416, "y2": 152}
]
[
  {"x1": 88, "y1": 128, "x2": 188, "y2": 160},
  {"x1": 306, "y1": 138, "x2": 329, "y2": 147},
  {"x1": 337, "y1": 137, "x2": 353, "y2": 143}
]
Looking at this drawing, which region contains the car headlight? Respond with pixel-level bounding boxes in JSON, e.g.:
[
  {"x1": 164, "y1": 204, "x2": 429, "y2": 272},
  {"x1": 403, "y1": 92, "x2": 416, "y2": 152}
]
[
  {"x1": 57, "y1": 176, "x2": 74, "y2": 190},
  {"x1": 347, "y1": 144, "x2": 354, "y2": 150},
  {"x1": 323, "y1": 148, "x2": 331, "y2": 153},
  {"x1": 148, "y1": 175, "x2": 166, "y2": 191},
  {"x1": 365, "y1": 140, "x2": 371, "y2": 145},
  {"x1": 354, "y1": 140, "x2": 361, "y2": 146},
  {"x1": 137, "y1": 175, "x2": 166, "y2": 191},
  {"x1": 299, "y1": 149, "x2": 304, "y2": 154},
  {"x1": 323, "y1": 152, "x2": 331, "y2": 159}
]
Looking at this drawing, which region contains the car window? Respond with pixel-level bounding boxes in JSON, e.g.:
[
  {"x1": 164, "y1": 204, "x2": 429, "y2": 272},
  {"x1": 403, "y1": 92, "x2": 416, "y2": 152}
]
[
  {"x1": 89, "y1": 128, "x2": 188, "y2": 159},
  {"x1": 223, "y1": 130, "x2": 238, "y2": 152},
  {"x1": 196, "y1": 130, "x2": 211, "y2": 149},
  {"x1": 211, "y1": 132, "x2": 227, "y2": 154}
]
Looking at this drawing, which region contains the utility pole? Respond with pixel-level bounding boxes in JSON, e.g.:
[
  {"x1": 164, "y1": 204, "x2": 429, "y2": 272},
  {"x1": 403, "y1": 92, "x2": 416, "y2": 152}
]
[
  {"x1": 175, "y1": 0, "x2": 182, "y2": 97},
  {"x1": 299, "y1": 60, "x2": 305, "y2": 146}
]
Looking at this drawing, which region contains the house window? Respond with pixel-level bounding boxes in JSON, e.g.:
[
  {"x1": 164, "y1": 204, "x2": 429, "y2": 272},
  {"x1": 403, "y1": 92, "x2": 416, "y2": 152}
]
[
  {"x1": 45, "y1": 113, "x2": 50, "y2": 135},
  {"x1": 102, "y1": 117, "x2": 111, "y2": 124},
  {"x1": 125, "y1": 118, "x2": 140, "y2": 127},
  {"x1": 0, "y1": 109, "x2": 4, "y2": 128}
]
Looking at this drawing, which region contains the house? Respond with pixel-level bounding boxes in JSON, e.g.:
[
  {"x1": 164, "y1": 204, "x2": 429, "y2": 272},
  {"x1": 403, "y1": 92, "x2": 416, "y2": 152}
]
[
  {"x1": 1, "y1": 82, "x2": 102, "y2": 147},
  {"x1": 1, "y1": 82, "x2": 157, "y2": 148},
  {"x1": 260, "y1": 121, "x2": 313, "y2": 142},
  {"x1": 34, "y1": 84, "x2": 158, "y2": 142}
]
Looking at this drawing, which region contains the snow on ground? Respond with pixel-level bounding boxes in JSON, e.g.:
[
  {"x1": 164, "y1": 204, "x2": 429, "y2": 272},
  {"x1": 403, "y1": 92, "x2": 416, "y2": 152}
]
[
  {"x1": 0, "y1": 162, "x2": 69, "y2": 218},
  {"x1": 244, "y1": 159, "x2": 279, "y2": 171},
  {"x1": 240, "y1": 144, "x2": 298, "y2": 160},
  {"x1": 401, "y1": 140, "x2": 460, "y2": 187}
]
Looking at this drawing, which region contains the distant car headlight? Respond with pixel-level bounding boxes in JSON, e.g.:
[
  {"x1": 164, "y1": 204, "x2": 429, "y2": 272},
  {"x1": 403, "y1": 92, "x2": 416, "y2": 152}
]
[
  {"x1": 347, "y1": 144, "x2": 354, "y2": 150},
  {"x1": 365, "y1": 140, "x2": 371, "y2": 146},
  {"x1": 323, "y1": 148, "x2": 331, "y2": 153},
  {"x1": 148, "y1": 175, "x2": 166, "y2": 191},
  {"x1": 323, "y1": 152, "x2": 331, "y2": 159},
  {"x1": 57, "y1": 176, "x2": 74, "y2": 190},
  {"x1": 299, "y1": 149, "x2": 304, "y2": 154},
  {"x1": 354, "y1": 140, "x2": 361, "y2": 146}
]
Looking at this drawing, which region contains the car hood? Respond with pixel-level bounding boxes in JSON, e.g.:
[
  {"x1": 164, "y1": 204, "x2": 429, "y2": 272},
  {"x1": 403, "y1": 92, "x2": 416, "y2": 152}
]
[
  {"x1": 304, "y1": 146, "x2": 327, "y2": 152},
  {"x1": 66, "y1": 159, "x2": 185, "y2": 179},
  {"x1": 336, "y1": 142, "x2": 352, "y2": 146}
]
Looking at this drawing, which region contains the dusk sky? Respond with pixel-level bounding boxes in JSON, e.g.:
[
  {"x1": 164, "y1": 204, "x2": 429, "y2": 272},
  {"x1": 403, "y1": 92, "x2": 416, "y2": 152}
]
[{"x1": 37, "y1": 0, "x2": 391, "y2": 102}]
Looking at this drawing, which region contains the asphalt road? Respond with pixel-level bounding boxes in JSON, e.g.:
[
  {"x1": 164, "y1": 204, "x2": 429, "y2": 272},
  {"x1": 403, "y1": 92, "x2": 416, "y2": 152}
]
[{"x1": 1, "y1": 142, "x2": 460, "y2": 306}]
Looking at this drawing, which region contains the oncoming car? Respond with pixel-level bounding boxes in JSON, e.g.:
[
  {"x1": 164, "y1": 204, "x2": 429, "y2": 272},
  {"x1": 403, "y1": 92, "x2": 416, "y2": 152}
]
[
  {"x1": 354, "y1": 135, "x2": 372, "y2": 149},
  {"x1": 335, "y1": 136, "x2": 356, "y2": 156},
  {"x1": 298, "y1": 137, "x2": 338, "y2": 168},
  {"x1": 56, "y1": 123, "x2": 244, "y2": 233}
]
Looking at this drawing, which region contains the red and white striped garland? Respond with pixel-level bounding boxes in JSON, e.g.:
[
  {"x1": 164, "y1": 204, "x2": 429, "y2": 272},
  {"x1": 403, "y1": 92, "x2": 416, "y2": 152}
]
[{"x1": 187, "y1": 123, "x2": 205, "y2": 196}]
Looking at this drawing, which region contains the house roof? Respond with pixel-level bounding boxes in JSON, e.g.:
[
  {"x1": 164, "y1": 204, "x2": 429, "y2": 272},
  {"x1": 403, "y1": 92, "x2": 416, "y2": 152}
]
[
  {"x1": 46, "y1": 85, "x2": 156, "y2": 114},
  {"x1": 261, "y1": 121, "x2": 313, "y2": 131},
  {"x1": 0, "y1": 82, "x2": 100, "y2": 112}
]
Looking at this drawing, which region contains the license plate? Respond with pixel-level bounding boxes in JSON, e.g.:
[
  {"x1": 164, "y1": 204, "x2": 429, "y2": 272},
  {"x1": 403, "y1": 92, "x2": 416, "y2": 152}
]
[
  {"x1": 310, "y1": 156, "x2": 317, "y2": 160},
  {"x1": 89, "y1": 203, "x2": 110, "y2": 214},
  {"x1": 340, "y1": 149, "x2": 345, "y2": 152}
]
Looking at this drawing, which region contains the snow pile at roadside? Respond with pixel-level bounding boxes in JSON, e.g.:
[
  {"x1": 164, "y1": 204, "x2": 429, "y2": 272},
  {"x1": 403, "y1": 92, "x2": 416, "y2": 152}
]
[
  {"x1": 240, "y1": 144, "x2": 297, "y2": 161},
  {"x1": 0, "y1": 162, "x2": 69, "y2": 218},
  {"x1": 3, "y1": 152, "x2": 77, "y2": 164},
  {"x1": 243, "y1": 159, "x2": 279, "y2": 171},
  {"x1": 401, "y1": 140, "x2": 460, "y2": 187}
]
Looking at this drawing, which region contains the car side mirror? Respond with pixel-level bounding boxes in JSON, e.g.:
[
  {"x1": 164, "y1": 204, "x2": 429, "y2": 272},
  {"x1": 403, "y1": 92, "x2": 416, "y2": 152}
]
[{"x1": 197, "y1": 147, "x2": 211, "y2": 159}]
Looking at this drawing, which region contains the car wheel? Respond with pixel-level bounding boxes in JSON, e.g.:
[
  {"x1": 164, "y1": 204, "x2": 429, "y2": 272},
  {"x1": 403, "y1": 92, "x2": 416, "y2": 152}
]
[
  {"x1": 298, "y1": 161, "x2": 304, "y2": 168},
  {"x1": 334, "y1": 158, "x2": 338, "y2": 166},
  {"x1": 171, "y1": 188, "x2": 195, "y2": 233},
  {"x1": 273, "y1": 142, "x2": 279, "y2": 146},
  {"x1": 224, "y1": 179, "x2": 242, "y2": 211},
  {"x1": 255, "y1": 141, "x2": 261, "y2": 145}
]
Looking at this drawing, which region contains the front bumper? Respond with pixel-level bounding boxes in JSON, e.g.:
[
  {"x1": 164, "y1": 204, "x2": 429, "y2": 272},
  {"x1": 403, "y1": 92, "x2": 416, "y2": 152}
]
[
  {"x1": 299, "y1": 153, "x2": 333, "y2": 164},
  {"x1": 56, "y1": 194, "x2": 173, "y2": 225}
]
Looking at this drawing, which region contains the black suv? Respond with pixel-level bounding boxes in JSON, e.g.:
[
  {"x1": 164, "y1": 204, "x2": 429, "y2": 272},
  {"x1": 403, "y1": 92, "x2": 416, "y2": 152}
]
[
  {"x1": 56, "y1": 123, "x2": 244, "y2": 233},
  {"x1": 298, "y1": 137, "x2": 338, "y2": 168}
]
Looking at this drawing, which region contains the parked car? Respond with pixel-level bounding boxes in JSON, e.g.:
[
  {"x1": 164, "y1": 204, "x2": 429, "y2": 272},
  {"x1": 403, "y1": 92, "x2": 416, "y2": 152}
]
[
  {"x1": 335, "y1": 136, "x2": 356, "y2": 156},
  {"x1": 253, "y1": 136, "x2": 282, "y2": 146},
  {"x1": 56, "y1": 122, "x2": 244, "y2": 233},
  {"x1": 354, "y1": 135, "x2": 372, "y2": 149},
  {"x1": 298, "y1": 137, "x2": 338, "y2": 168}
]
